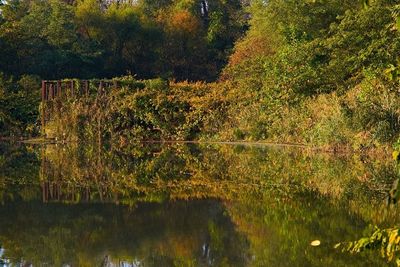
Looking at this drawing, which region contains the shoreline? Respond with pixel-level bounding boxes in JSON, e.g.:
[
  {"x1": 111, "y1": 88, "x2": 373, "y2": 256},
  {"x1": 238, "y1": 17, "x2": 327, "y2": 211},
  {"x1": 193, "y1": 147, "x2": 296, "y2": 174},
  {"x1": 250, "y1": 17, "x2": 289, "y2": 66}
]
[{"x1": 0, "y1": 137, "x2": 392, "y2": 156}]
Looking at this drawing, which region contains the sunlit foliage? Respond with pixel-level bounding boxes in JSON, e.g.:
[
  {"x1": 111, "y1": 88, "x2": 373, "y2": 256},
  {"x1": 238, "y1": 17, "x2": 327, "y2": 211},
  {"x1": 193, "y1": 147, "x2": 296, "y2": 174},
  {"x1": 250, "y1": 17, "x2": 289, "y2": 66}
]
[{"x1": 0, "y1": 0, "x2": 245, "y2": 81}]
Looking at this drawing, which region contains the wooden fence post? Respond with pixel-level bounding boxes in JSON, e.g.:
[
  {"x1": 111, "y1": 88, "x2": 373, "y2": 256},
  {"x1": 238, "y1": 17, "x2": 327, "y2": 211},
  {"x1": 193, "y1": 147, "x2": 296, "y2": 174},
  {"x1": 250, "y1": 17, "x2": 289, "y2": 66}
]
[
  {"x1": 57, "y1": 80, "x2": 62, "y2": 97},
  {"x1": 70, "y1": 80, "x2": 75, "y2": 96},
  {"x1": 49, "y1": 84, "x2": 54, "y2": 100},
  {"x1": 41, "y1": 81, "x2": 46, "y2": 102},
  {"x1": 41, "y1": 79, "x2": 115, "y2": 138},
  {"x1": 41, "y1": 81, "x2": 46, "y2": 134},
  {"x1": 99, "y1": 81, "x2": 103, "y2": 95}
]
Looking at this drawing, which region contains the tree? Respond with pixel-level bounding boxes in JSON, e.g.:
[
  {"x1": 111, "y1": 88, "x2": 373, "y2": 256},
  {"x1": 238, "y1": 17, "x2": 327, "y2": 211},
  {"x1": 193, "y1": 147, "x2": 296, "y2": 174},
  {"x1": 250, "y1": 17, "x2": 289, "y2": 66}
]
[{"x1": 0, "y1": 0, "x2": 97, "y2": 78}]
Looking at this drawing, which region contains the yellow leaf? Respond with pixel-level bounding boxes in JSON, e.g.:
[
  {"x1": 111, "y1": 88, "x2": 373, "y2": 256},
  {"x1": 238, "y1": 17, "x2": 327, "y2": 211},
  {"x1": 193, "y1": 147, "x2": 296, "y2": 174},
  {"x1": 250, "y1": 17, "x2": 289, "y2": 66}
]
[
  {"x1": 311, "y1": 240, "x2": 321, "y2": 246},
  {"x1": 393, "y1": 151, "x2": 400, "y2": 161}
]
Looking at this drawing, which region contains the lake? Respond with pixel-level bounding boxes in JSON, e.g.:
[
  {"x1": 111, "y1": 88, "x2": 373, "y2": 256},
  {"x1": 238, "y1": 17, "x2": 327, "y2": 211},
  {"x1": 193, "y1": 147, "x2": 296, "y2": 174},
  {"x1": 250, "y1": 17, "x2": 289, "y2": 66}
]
[{"x1": 0, "y1": 142, "x2": 398, "y2": 266}]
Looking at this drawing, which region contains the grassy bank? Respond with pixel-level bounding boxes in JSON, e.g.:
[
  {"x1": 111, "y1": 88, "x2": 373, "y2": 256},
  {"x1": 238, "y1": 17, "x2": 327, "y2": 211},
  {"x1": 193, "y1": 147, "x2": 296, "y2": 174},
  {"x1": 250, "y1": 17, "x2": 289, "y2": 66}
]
[{"x1": 38, "y1": 75, "x2": 397, "y2": 153}]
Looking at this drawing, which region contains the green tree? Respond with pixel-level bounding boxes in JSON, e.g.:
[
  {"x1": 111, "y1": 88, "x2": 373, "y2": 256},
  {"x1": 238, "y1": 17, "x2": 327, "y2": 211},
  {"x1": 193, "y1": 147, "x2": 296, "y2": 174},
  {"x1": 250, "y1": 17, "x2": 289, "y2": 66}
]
[{"x1": 0, "y1": 0, "x2": 97, "y2": 78}]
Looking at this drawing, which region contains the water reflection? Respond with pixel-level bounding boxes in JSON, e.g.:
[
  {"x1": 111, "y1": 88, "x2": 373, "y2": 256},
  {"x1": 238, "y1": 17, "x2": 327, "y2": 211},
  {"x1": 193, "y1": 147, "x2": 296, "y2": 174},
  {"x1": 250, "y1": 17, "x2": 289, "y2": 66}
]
[
  {"x1": 0, "y1": 200, "x2": 249, "y2": 266},
  {"x1": 0, "y1": 142, "x2": 398, "y2": 266}
]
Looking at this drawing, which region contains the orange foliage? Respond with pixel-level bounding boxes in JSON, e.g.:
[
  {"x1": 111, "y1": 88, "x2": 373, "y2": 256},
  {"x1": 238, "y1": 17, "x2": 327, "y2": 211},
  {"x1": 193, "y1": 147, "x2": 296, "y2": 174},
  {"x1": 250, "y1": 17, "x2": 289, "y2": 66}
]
[
  {"x1": 228, "y1": 35, "x2": 275, "y2": 66},
  {"x1": 160, "y1": 10, "x2": 200, "y2": 35}
]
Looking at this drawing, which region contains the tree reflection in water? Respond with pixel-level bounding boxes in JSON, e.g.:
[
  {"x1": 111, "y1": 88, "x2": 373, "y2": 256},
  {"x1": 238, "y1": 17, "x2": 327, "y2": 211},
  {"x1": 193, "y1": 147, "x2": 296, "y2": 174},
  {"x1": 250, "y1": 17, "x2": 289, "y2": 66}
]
[{"x1": 0, "y1": 142, "x2": 398, "y2": 266}]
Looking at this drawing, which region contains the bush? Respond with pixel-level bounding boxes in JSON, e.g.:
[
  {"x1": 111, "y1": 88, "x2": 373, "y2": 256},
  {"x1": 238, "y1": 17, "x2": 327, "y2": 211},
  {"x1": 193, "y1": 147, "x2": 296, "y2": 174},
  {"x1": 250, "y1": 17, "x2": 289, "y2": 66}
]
[
  {"x1": 44, "y1": 77, "x2": 227, "y2": 144},
  {"x1": 343, "y1": 73, "x2": 400, "y2": 145},
  {"x1": 0, "y1": 73, "x2": 41, "y2": 137},
  {"x1": 17, "y1": 75, "x2": 41, "y2": 93}
]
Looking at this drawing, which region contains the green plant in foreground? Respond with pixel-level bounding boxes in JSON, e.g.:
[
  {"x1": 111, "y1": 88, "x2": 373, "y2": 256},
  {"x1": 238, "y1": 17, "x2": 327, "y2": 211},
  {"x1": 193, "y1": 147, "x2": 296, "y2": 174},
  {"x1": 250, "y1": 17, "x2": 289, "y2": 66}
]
[
  {"x1": 335, "y1": 138, "x2": 400, "y2": 265},
  {"x1": 335, "y1": 227, "x2": 400, "y2": 266}
]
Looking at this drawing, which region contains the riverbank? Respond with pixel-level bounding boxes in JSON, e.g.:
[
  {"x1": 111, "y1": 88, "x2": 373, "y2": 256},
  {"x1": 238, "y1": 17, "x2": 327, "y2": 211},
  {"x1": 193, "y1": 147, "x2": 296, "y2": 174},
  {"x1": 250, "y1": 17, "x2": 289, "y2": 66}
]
[
  {"x1": 34, "y1": 77, "x2": 397, "y2": 156},
  {"x1": 8, "y1": 136, "x2": 391, "y2": 159}
]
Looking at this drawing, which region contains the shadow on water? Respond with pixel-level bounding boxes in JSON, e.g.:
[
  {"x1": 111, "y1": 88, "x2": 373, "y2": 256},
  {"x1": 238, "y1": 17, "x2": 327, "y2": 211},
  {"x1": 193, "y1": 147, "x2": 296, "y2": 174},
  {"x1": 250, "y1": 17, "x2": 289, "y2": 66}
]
[
  {"x1": 0, "y1": 142, "x2": 399, "y2": 266},
  {"x1": 0, "y1": 200, "x2": 248, "y2": 266}
]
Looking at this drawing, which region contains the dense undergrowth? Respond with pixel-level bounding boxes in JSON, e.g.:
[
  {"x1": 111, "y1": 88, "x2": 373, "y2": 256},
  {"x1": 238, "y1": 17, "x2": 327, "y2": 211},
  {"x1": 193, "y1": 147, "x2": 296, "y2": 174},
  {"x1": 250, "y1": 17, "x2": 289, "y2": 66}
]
[
  {"x1": 43, "y1": 77, "x2": 227, "y2": 144},
  {"x1": 44, "y1": 72, "x2": 400, "y2": 151}
]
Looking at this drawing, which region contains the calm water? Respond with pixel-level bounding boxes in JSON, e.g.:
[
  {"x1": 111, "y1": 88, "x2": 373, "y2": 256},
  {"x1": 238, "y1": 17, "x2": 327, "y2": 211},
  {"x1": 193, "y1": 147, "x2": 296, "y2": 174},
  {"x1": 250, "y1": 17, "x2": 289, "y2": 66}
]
[{"x1": 0, "y1": 142, "x2": 398, "y2": 266}]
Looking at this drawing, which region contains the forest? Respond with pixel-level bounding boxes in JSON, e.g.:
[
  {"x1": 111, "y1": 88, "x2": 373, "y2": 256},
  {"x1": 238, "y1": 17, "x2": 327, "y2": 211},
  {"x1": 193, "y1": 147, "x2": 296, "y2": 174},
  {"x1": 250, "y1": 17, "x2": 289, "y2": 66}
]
[{"x1": 1, "y1": 0, "x2": 400, "y2": 150}]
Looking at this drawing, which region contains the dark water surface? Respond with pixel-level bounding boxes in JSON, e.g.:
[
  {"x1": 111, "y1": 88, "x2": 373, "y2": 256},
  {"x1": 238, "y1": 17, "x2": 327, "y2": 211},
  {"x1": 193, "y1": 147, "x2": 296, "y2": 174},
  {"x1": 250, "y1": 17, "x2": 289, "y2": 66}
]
[{"x1": 0, "y1": 142, "x2": 398, "y2": 266}]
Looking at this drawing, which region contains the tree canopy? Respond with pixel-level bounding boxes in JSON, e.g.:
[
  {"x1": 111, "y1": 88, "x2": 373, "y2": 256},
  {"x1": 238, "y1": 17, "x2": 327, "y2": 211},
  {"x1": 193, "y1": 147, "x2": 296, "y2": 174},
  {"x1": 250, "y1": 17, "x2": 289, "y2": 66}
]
[{"x1": 0, "y1": 0, "x2": 245, "y2": 81}]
